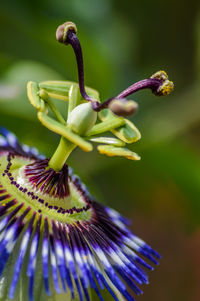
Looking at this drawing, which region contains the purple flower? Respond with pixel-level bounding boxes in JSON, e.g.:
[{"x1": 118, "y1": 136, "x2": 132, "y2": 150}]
[
  {"x1": 0, "y1": 128, "x2": 160, "y2": 301},
  {"x1": 0, "y1": 20, "x2": 174, "y2": 301}
]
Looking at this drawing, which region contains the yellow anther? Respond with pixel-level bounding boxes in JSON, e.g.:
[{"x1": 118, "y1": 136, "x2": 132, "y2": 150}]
[
  {"x1": 151, "y1": 70, "x2": 174, "y2": 96},
  {"x1": 157, "y1": 80, "x2": 174, "y2": 96},
  {"x1": 151, "y1": 70, "x2": 168, "y2": 81}
]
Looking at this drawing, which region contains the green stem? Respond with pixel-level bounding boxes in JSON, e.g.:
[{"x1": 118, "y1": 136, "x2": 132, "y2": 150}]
[
  {"x1": 48, "y1": 137, "x2": 76, "y2": 171},
  {"x1": 48, "y1": 84, "x2": 81, "y2": 171}
]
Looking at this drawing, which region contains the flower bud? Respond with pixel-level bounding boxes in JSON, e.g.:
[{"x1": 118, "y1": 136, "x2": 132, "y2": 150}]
[
  {"x1": 56, "y1": 21, "x2": 77, "y2": 44},
  {"x1": 67, "y1": 102, "x2": 97, "y2": 135}
]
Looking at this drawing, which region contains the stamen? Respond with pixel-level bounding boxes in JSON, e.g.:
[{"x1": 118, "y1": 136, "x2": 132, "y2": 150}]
[
  {"x1": 117, "y1": 71, "x2": 174, "y2": 99},
  {"x1": 92, "y1": 71, "x2": 174, "y2": 116}
]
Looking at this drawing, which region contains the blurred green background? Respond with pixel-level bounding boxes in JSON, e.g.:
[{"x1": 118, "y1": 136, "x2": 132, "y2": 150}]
[{"x1": 0, "y1": 0, "x2": 200, "y2": 300}]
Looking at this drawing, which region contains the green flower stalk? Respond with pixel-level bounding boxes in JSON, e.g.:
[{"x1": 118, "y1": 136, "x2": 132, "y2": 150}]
[{"x1": 0, "y1": 21, "x2": 174, "y2": 301}]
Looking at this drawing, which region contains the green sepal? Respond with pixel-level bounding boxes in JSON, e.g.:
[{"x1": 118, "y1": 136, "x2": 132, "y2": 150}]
[
  {"x1": 39, "y1": 81, "x2": 100, "y2": 102},
  {"x1": 112, "y1": 119, "x2": 141, "y2": 143},
  {"x1": 97, "y1": 145, "x2": 141, "y2": 160},
  {"x1": 87, "y1": 112, "x2": 125, "y2": 136},
  {"x1": 87, "y1": 136, "x2": 125, "y2": 146},
  {"x1": 99, "y1": 109, "x2": 141, "y2": 143},
  {"x1": 27, "y1": 81, "x2": 47, "y2": 113}
]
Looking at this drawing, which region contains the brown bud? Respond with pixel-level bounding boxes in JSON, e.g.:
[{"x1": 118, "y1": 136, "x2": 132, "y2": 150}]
[
  {"x1": 56, "y1": 21, "x2": 77, "y2": 44},
  {"x1": 108, "y1": 99, "x2": 138, "y2": 117}
]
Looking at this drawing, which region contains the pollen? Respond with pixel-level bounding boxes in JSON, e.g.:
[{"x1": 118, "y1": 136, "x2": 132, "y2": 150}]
[{"x1": 159, "y1": 80, "x2": 174, "y2": 96}]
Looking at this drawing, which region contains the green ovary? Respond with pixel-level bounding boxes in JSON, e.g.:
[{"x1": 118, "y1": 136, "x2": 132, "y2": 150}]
[{"x1": 0, "y1": 154, "x2": 92, "y2": 224}]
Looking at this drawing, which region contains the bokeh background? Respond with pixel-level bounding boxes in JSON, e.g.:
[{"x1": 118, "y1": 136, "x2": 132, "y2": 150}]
[{"x1": 0, "y1": 0, "x2": 200, "y2": 300}]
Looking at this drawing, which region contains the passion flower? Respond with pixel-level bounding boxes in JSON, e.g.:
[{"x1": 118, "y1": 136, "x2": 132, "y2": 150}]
[{"x1": 0, "y1": 21, "x2": 174, "y2": 301}]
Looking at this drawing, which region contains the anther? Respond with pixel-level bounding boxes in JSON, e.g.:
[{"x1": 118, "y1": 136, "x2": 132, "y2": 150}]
[
  {"x1": 150, "y1": 71, "x2": 174, "y2": 96},
  {"x1": 117, "y1": 70, "x2": 174, "y2": 99}
]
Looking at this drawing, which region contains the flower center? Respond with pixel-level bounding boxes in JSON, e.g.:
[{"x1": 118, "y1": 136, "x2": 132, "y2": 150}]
[
  {"x1": 0, "y1": 153, "x2": 92, "y2": 223},
  {"x1": 24, "y1": 159, "x2": 70, "y2": 198}
]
